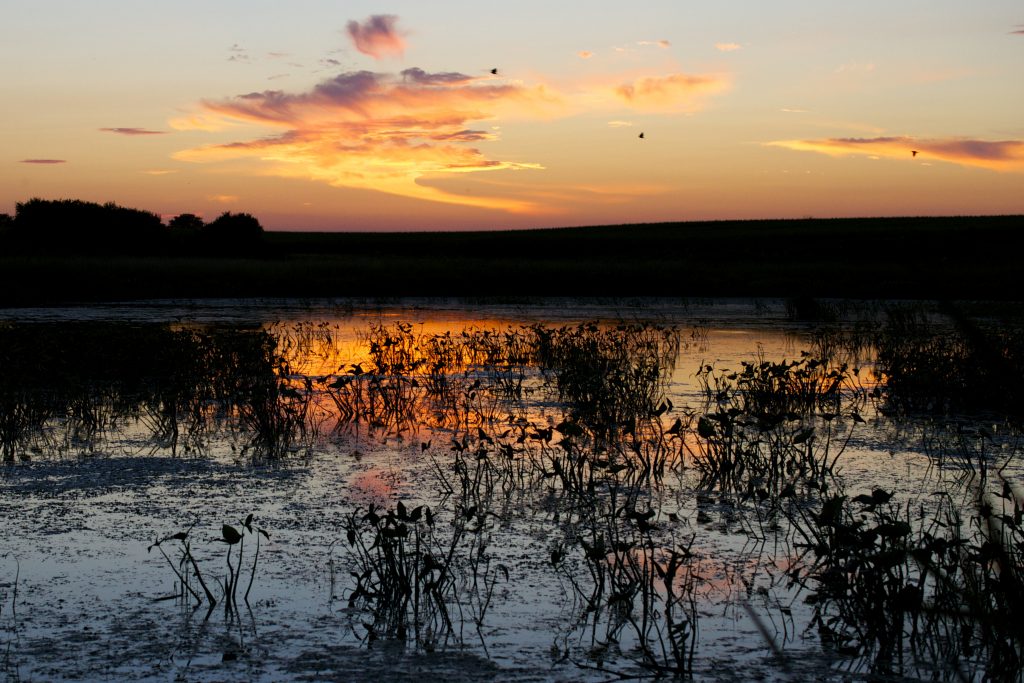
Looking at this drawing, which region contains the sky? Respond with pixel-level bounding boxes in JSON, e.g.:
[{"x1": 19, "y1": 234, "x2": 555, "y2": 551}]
[{"x1": 2, "y1": 1, "x2": 1022, "y2": 231}]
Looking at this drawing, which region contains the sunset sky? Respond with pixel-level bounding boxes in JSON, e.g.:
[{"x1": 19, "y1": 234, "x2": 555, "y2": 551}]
[{"x1": 2, "y1": 1, "x2": 1022, "y2": 231}]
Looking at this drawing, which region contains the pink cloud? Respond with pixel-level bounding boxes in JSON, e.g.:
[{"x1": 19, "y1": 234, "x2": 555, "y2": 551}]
[
  {"x1": 767, "y1": 136, "x2": 1024, "y2": 172},
  {"x1": 615, "y1": 73, "x2": 730, "y2": 110},
  {"x1": 100, "y1": 127, "x2": 166, "y2": 135},
  {"x1": 20, "y1": 159, "x2": 66, "y2": 164},
  {"x1": 347, "y1": 15, "x2": 406, "y2": 59}
]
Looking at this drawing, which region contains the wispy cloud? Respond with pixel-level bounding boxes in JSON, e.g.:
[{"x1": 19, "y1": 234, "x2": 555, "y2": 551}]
[
  {"x1": 208, "y1": 194, "x2": 240, "y2": 203},
  {"x1": 780, "y1": 108, "x2": 809, "y2": 113},
  {"x1": 228, "y1": 44, "x2": 250, "y2": 63},
  {"x1": 143, "y1": 169, "x2": 177, "y2": 175},
  {"x1": 1011, "y1": 25, "x2": 1024, "y2": 35},
  {"x1": 767, "y1": 136, "x2": 1024, "y2": 172},
  {"x1": 174, "y1": 68, "x2": 554, "y2": 212},
  {"x1": 637, "y1": 40, "x2": 671, "y2": 48},
  {"x1": 614, "y1": 73, "x2": 730, "y2": 111},
  {"x1": 577, "y1": 50, "x2": 593, "y2": 59},
  {"x1": 835, "y1": 61, "x2": 876, "y2": 74},
  {"x1": 715, "y1": 42, "x2": 742, "y2": 52},
  {"x1": 20, "y1": 158, "x2": 66, "y2": 164},
  {"x1": 100, "y1": 127, "x2": 166, "y2": 136},
  {"x1": 607, "y1": 120, "x2": 634, "y2": 127},
  {"x1": 347, "y1": 15, "x2": 406, "y2": 60}
]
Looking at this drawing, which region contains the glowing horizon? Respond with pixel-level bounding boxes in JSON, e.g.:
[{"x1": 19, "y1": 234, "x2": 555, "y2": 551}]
[{"x1": 2, "y1": 2, "x2": 1022, "y2": 230}]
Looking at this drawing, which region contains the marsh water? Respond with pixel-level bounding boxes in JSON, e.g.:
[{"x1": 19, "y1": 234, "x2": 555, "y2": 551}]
[{"x1": 1, "y1": 298, "x2": 1022, "y2": 682}]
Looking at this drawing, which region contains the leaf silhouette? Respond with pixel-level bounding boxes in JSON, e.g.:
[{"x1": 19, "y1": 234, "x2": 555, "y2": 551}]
[{"x1": 222, "y1": 524, "x2": 243, "y2": 545}]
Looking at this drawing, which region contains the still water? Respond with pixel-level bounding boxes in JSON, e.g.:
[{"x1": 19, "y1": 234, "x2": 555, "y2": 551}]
[{"x1": 1, "y1": 298, "x2": 1020, "y2": 681}]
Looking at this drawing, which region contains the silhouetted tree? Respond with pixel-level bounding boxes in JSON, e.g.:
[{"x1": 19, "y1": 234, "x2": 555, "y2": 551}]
[
  {"x1": 168, "y1": 213, "x2": 205, "y2": 232},
  {"x1": 13, "y1": 198, "x2": 164, "y2": 253},
  {"x1": 202, "y1": 211, "x2": 265, "y2": 254},
  {"x1": 205, "y1": 211, "x2": 263, "y2": 240},
  {"x1": 0, "y1": 213, "x2": 12, "y2": 232}
]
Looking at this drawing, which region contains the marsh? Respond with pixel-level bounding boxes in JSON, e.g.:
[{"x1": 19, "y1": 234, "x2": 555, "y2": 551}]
[{"x1": 1, "y1": 298, "x2": 1022, "y2": 681}]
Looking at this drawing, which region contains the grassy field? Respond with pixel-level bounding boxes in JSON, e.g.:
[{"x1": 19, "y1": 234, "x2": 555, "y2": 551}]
[{"x1": 1, "y1": 215, "x2": 1021, "y2": 305}]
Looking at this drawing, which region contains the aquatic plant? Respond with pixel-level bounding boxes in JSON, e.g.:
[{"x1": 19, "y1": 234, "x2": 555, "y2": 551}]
[
  {"x1": 219, "y1": 514, "x2": 271, "y2": 616},
  {"x1": 687, "y1": 355, "x2": 866, "y2": 496},
  {"x1": 148, "y1": 514, "x2": 269, "y2": 618},
  {"x1": 342, "y1": 501, "x2": 460, "y2": 646},
  {"x1": 148, "y1": 522, "x2": 217, "y2": 611}
]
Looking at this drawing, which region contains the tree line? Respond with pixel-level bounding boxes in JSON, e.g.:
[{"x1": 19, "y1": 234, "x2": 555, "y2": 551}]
[{"x1": 0, "y1": 198, "x2": 265, "y2": 256}]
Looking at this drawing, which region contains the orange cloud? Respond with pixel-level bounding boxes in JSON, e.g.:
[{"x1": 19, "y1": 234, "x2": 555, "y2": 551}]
[
  {"x1": 577, "y1": 50, "x2": 593, "y2": 59},
  {"x1": 768, "y1": 136, "x2": 1024, "y2": 172},
  {"x1": 20, "y1": 159, "x2": 66, "y2": 164},
  {"x1": 174, "y1": 68, "x2": 551, "y2": 212},
  {"x1": 715, "y1": 42, "x2": 742, "y2": 52},
  {"x1": 347, "y1": 15, "x2": 405, "y2": 60},
  {"x1": 615, "y1": 73, "x2": 730, "y2": 111}
]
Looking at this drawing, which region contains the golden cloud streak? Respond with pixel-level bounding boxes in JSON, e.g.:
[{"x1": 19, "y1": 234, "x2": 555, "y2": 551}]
[
  {"x1": 768, "y1": 136, "x2": 1024, "y2": 172},
  {"x1": 173, "y1": 69, "x2": 556, "y2": 213}
]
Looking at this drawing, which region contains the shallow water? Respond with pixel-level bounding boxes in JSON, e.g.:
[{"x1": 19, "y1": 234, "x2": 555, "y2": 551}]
[{"x1": 1, "y1": 298, "x2": 1020, "y2": 681}]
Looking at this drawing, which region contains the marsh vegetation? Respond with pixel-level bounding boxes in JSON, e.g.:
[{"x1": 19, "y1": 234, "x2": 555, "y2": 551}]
[{"x1": 1, "y1": 299, "x2": 1022, "y2": 681}]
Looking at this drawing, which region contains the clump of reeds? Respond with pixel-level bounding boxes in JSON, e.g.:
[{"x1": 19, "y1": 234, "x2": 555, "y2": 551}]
[
  {"x1": 786, "y1": 474, "x2": 1024, "y2": 679},
  {"x1": 342, "y1": 501, "x2": 462, "y2": 646},
  {"x1": 531, "y1": 323, "x2": 681, "y2": 432},
  {"x1": 686, "y1": 355, "x2": 866, "y2": 496},
  {"x1": 552, "y1": 483, "x2": 700, "y2": 677},
  {"x1": 874, "y1": 306, "x2": 1024, "y2": 420}
]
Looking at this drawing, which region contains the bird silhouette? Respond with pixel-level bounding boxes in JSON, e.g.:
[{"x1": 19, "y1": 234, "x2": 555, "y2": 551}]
[
  {"x1": 638, "y1": 132, "x2": 645, "y2": 139},
  {"x1": 490, "y1": 68, "x2": 498, "y2": 75},
  {"x1": 911, "y1": 150, "x2": 918, "y2": 157}
]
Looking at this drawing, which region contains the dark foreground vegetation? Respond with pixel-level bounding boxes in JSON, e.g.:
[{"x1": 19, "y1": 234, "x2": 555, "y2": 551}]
[{"x1": 1, "y1": 198, "x2": 1021, "y2": 304}]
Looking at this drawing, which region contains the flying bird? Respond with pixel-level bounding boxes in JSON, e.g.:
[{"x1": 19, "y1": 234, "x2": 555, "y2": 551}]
[
  {"x1": 638, "y1": 132, "x2": 645, "y2": 139},
  {"x1": 490, "y1": 68, "x2": 498, "y2": 75},
  {"x1": 911, "y1": 150, "x2": 918, "y2": 157}
]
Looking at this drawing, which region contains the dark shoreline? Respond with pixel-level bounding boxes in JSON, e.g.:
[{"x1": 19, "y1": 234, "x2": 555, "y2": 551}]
[{"x1": 2, "y1": 215, "x2": 1021, "y2": 306}]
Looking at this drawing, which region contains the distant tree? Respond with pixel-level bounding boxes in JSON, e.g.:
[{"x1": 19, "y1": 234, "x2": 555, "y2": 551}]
[
  {"x1": 204, "y1": 211, "x2": 264, "y2": 242},
  {"x1": 13, "y1": 198, "x2": 164, "y2": 253},
  {"x1": 198, "y1": 212, "x2": 264, "y2": 256},
  {"x1": 168, "y1": 213, "x2": 205, "y2": 232},
  {"x1": 0, "y1": 213, "x2": 13, "y2": 232}
]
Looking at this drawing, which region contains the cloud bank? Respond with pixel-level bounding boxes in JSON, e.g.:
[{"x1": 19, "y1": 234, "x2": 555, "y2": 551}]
[
  {"x1": 347, "y1": 15, "x2": 406, "y2": 59},
  {"x1": 20, "y1": 159, "x2": 66, "y2": 164},
  {"x1": 768, "y1": 136, "x2": 1024, "y2": 172}
]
